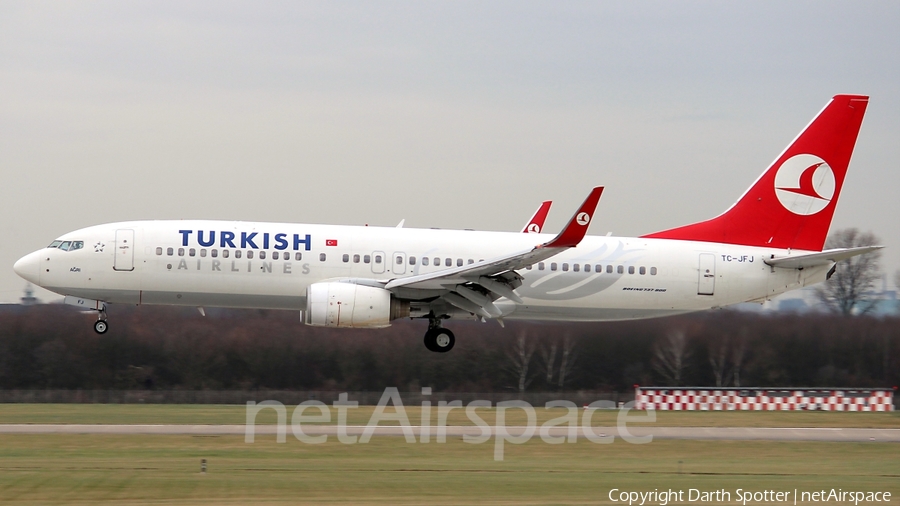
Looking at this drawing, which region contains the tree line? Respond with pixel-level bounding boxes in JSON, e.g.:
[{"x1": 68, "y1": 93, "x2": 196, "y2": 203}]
[{"x1": 0, "y1": 304, "x2": 896, "y2": 392}]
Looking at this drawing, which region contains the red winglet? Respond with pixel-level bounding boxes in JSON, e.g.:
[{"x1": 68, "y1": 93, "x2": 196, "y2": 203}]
[
  {"x1": 522, "y1": 201, "x2": 553, "y2": 233},
  {"x1": 543, "y1": 186, "x2": 603, "y2": 248}
]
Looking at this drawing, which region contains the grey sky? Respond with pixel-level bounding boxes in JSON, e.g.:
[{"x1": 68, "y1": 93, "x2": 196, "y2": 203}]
[{"x1": 2, "y1": 1, "x2": 898, "y2": 303}]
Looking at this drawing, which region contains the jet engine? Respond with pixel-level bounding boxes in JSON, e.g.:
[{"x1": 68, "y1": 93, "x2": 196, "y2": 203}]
[{"x1": 305, "y1": 282, "x2": 409, "y2": 328}]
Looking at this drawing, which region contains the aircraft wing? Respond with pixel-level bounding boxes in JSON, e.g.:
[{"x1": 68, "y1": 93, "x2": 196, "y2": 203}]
[
  {"x1": 764, "y1": 246, "x2": 883, "y2": 269},
  {"x1": 522, "y1": 200, "x2": 552, "y2": 233},
  {"x1": 385, "y1": 187, "x2": 603, "y2": 295}
]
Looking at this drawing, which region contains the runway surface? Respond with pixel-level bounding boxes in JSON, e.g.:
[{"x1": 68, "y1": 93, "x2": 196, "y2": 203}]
[{"x1": 1, "y1": 424, "x2": 898, "y2": 442}]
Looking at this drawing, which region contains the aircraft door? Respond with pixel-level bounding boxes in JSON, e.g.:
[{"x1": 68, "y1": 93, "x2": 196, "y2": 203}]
[
  {"x1": 698, "y1": 253, "x2": 715, "y2": 295},
  {"x1": 392, "y1": 252, "x2": 406, "y2": 275},
  {"x1": 371, "y1": 251, "x2": 385, "y2": 274},
  {"x1": 114, "y1": 229, "x2": 135, "y2": 271}
]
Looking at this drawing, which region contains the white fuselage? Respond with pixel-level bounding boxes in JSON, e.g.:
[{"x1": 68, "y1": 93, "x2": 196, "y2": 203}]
[{"x1": 16, "y1": 220, "x2": 828, "y2": 321}]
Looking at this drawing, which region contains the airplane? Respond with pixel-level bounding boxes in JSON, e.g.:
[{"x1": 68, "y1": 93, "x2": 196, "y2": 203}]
[{"x1": 13, "y1": 95, "x2": 879, "y2": 353}]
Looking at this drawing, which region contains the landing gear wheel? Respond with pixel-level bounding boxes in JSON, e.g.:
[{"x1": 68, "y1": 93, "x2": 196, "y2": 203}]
[
  {"x1": 424, "y1": 328, "x2": 455, "y2": 353},
  {"x1": 94, "y1": 319, "x2": 109, "y2": 334}
]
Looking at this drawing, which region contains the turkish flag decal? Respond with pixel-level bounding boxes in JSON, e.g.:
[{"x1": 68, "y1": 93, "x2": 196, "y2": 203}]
[{"x1": 326, "y1": 239, "x2": 338, "y2": 247}]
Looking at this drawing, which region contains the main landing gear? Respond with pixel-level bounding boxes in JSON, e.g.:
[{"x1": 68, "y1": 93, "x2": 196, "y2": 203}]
[{"x1": 423, "y1": 316, "x2": 454, "y2": 353}]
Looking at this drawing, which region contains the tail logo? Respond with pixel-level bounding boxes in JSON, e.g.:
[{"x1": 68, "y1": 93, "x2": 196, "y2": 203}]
[
  {"x1": 526, "y1": 223, "x2": 541, "y2": 233},
  {"x1": 774, "y1": 154, "x2": 835, "y2": 216},
  {"x1": 576, "y1": 212, "x2": 591, "y2": 226}
]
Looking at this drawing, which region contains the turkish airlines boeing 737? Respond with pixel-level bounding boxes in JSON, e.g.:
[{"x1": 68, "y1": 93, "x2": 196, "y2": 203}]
[{"x1": 13, "y1": 95, "x2": 878, "y2": 352}]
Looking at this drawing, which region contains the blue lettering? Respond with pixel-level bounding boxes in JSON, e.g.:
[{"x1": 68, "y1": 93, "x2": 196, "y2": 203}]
[
  {"x1": 274, "y1": 233, "x2": 288, "y2": 250},
  {"x1": 179, "y1": 230, "x2": 193, "y2": 247},
  {"x1": 294, "y1": 234, "x2": 311, "y2": 251},
  {"x1": 241, "y1": 232, "x2": 259, "y2": 249},
  {"x1": 263, "y1": 233, "x2": 270, "y2": 249},
  {"x1": 221, "y1": 231, "x2": 236, "y2": 248},
  {"x1": 198, "y1": 230, "x2": 215, "y2": 247}
]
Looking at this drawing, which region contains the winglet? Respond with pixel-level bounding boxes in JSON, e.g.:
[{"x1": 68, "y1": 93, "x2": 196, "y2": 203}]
[
  {"x1": 522, "y1": 201, "x2": 552, "y2": 233},
  {"x1": 542, "y1": 186, "x2": 603, "y2": 248}
]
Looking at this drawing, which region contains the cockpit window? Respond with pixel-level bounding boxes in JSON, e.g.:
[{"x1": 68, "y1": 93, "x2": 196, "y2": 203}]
[{"x1": 47, "y1": 240, "x2": 84, "y2": 251}]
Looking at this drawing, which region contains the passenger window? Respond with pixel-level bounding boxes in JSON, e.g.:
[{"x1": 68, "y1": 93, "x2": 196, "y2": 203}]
[
  {"x1": 70, "y1": 241, "x2": 84, "y2": 251},
  {"x1": 273, "y1": 251, "x2": 279, "y2": 260},
  {"x1": 584, "y1": 264, "x2": 590, "y2": 272},
  {"x1": 200, "y1": 249, "x2": 207, "y2": 257},
  {"x1": 445, "y1": 258, "x2": 452, "y2": 267},
  {"x1": 651, "y1": 267, "x2": 658, "y2": 275},
  {"x1": 178, "y1": 248, "x2": 184, "y2": 256},
  {"x1": 223, "y1": 250, "x2": 230, "y2": 259},
  {"x1": 628, "y1": 266, "x2": 635, "y2": 274},
  {"x1": 235, "y1": 250, "x2": 242, "y2": 259},
  {"x1": 550, "y1": 263, "x2": 557, "y2": 271},
  {"x1": 457, "y1": 258, "x2": 463, "y2": 267},
  {"x1": 562, "y1": 263, "x2": 569, "y2": 271},
  {"x1": 262, "y1": 251, "x2": 268, "y2": 260},
  {"x1": 396, "y1": 256, "x2": 403, "y2": 265},
  {"x1": 211, "y1": 249, "x2": 218, "y2": 258},
  {"x1": 295, "y1": 252, "x2": 302, "y2": 261},
  {"x1": 538, "y1": 262, "x2": 545, "y2": 271},
  {"x1": 573, "y1": 264, "x2": 580, "y2": 272},
  {"x1": 247, "y1": 251, "x2": 254, "y2": 259},
  {"x1": 320, "y1": 253, "x2": 326, "y2": 262},
  {"x1": 526, "y1": 265, "x2": 532, "y2": 270},
  {"x1": 433, "y1": 257, "x2": 440, "y2": 266},
  {"x1": 343, "y1": 254, "x2": 350, "y2": 263},
  {"x1": 409, "y1": 256, "x2": 416, "y2": 265},
  {"x1": 617, "y1": 265, "x2": 623, "y2": 274},
  {"x1": 468, "y1": 259, "x2": 474, "y2": 264},
  {"x1": 167, "y1": 247, "x2": 174, "y2": 256},
  {"x1": 639, "y1": 266, "x2": 646, "y2": 275},
  {"x1": 374, "y1": 255, "x2": 382, "y2": 264},
  {"x1": 189, "y1": 248, "x2": 196, "y2": 257},
  {"x1": 607, "y1": 265, "x2": 613, "y2": 274},
  {"x1": 422, "y1": 257, "x2": 429, "y2": 266},
  {"x1": 156, "y1": 247, "x2": 163, "y2": 256},
  {"x1": 353, "y1": 254, "x2": 360, "y2": 263},
  {"x1": 59, "y1": 241, "x2": 71, "y2": 251},
  {"x1": 364, "y1": 254, "x2": 370, "y2": 263}
]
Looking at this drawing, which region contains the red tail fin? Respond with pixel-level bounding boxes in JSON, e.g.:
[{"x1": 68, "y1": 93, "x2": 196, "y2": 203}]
[{"x1": 642, "y1": 95, "x2": 868, "y2": 251}]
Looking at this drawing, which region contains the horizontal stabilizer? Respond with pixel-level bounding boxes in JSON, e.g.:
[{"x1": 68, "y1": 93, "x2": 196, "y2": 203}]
[{"x1": 764, "y1": 246, "x2": 883, "y2": 269}]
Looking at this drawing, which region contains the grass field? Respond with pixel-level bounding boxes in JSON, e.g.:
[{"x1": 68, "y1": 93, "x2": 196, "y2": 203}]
[
  {"x1": 1, "y1": 403, "x2": 898, "y2": 427},
  {"x1": 1, "y1": 405, "x2": 897, "y2": 504},
  {"x1": 0, "y1": 434, "x2": 897, "y2": 505}
]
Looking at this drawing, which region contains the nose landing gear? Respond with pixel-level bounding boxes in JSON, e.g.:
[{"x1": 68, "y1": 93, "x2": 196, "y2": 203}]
[
  {"x1": 423, "y1": 316, "x2": 454, "y2": 352},
  {"x1": 94, "y1": 319, "x2": 109, "y2": 334},
  {"x1": 62, "y1": 296, "x2": 109, "y2": 334},
  {"x1": 93, "y1": 307, "x2": 109, "y2": 334}
]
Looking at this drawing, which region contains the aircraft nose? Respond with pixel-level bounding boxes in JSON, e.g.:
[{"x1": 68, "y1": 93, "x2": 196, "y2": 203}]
[{"x1": 13, "y1": 251, "x2": 41, "y2": 285}]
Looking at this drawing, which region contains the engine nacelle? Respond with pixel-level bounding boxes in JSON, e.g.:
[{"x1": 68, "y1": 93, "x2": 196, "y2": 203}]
[{"x1": 305, "y1": 282, "x2": 409, "y2": 328}]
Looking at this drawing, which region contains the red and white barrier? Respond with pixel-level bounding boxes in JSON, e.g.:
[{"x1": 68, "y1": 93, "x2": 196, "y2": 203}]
[{"x1": 634, "y1": 387, "x2": 895, "y2": 412}]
